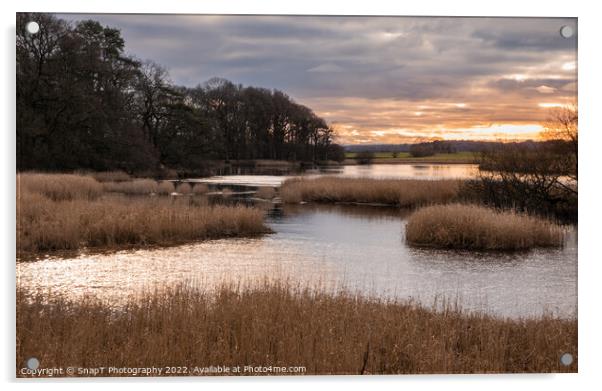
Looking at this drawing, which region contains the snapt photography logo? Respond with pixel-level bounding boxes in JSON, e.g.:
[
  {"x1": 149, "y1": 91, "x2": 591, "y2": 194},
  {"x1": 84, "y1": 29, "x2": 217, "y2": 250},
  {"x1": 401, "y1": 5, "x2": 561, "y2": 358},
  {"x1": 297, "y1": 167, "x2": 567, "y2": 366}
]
[{"x1": 18, "y1": 359, "x2": 307, "y2": 377}]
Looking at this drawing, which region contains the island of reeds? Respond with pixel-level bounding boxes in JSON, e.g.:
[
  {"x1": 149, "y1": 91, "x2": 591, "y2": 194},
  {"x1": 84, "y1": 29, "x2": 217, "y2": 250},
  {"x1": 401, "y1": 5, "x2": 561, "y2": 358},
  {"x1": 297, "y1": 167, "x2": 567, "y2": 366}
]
[{"x1": 17, "y1": 172, "x2": 270, "y2": 257}]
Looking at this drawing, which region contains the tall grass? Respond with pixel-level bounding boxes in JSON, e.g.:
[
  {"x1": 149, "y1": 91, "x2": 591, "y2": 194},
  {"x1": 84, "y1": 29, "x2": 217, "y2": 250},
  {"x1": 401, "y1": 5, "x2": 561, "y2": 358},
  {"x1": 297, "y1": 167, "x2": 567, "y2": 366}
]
[
  {"x1": 102, "y1": 179, "x2": 172, "y2": 195},
  {"x1": 177, "y1": 182, "x2": 192, "y2": 194},
  {"x1": 192, "y1": 183, "x2": 209, "y2": 195},
  {"x1": 405, "y1": 204, "x2": 565, "y2": 250},
  {"x1": 255, "y1": 186, "x2": 276, "y2": 199},
  {"x1": 16, "y1": 282, "x2": 577, "y2": 376},
  {"x1": 89, "y1": 171, "x2": 131, "y2": 183},
  {"x1": 17, "y1": 192, "x2": 270, "y2": 255},
  {"x1": 281, "y1": 177, "x2": 461, "y2": 206},
  {"x1": 18, "y1": 173, "x2": 103, "y2": 201}
]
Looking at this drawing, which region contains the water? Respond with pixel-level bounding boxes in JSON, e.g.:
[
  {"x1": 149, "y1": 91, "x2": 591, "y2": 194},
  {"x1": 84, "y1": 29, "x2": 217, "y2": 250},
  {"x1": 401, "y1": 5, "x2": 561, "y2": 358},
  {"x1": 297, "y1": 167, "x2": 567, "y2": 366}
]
[
  {"x1": 187, "y1": 163, "x2": 478, "y2": 187},
  {"x1": 17, "y1": 202, "x2": 577, "y2": 319}
]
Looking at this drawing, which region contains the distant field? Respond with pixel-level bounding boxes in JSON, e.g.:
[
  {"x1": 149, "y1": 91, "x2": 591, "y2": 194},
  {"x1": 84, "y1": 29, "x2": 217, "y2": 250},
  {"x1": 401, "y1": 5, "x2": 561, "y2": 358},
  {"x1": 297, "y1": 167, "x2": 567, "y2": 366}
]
[{"x1": 344, "y1": 151, "x2": 478, "y2": 163}]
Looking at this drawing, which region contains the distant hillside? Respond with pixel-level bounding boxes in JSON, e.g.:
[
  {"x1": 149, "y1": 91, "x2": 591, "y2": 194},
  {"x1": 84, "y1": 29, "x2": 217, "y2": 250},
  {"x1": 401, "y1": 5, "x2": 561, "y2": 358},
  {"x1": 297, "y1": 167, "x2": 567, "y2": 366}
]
[{"x1": 344, "y1": 140, "x2": 549, "y2": 153}]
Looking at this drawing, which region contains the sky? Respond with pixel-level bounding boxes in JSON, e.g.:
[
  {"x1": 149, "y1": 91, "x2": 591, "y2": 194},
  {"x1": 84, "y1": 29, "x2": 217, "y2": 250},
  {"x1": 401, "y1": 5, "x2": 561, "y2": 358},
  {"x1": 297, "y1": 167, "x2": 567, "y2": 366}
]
[{"x1": 60, "y1": 14, "x2": 578, "y2": 144}]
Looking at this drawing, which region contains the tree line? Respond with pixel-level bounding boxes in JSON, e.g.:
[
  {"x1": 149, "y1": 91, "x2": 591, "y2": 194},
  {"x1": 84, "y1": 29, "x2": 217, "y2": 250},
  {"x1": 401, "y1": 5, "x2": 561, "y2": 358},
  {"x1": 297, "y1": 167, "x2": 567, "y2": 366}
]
[
  {"x1": 470, "y1": 106, "x2": 578, "y2": 221},
  {"x1": 17, "y1": 13, "x2": 343, "y2": 174}
]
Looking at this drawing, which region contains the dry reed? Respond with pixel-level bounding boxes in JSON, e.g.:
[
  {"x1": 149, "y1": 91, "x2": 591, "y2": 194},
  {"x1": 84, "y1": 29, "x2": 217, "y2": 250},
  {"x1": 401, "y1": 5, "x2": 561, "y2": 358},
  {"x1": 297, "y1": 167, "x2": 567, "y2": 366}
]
[
  {"x1": 405, "y1": 204, "x2": 565, "y2": 250},
  {"x1": 16, "y1": 282, "x2": 577, "y2": 376},
  {"x1": 255, "y1": 186, "x2": 276, "y2": 199},
  {"x1": 17, "y1": 193, "x2": 270, "y2": 255},
  {"x1": 18, "y1": 173, "x2": 103, "y2": 201},
  {"x1": 192, "y1": 183, "x2": 209, "y2": 195},
  {"x1": 157, "y1": 181, "x2": 175, "y2": 195},
  {"x1": 177, "y1": 182, "x2": 192, "y2": 194},
  {"x1": 102, "y1": 179, "x2": 159, "y2": 195},
  {"x1": 281, "y1": 177, "x2": 461, "y2": 206},
  {"x1": 90, "y1": 171, "x2": 131, "y2": 182}
]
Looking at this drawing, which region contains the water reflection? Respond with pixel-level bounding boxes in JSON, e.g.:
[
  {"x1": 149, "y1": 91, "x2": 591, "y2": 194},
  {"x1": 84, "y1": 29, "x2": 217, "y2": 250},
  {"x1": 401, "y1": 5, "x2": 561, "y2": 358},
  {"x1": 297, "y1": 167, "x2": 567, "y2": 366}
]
[
  {"x1": 186, "y1": 163, "x2": 479, "y2": 187},
  {"x1": 17, "y1": 203, "x2": 576, "y2": 319}
]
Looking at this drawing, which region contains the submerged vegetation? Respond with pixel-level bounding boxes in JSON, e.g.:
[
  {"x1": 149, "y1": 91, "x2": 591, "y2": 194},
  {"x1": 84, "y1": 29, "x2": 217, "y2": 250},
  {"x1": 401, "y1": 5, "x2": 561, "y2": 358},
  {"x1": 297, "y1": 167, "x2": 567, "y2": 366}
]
[
  {"x1": 280, "y1": 177, "x2": 461, "y2": 206},
  {"x1": 405, "y1": 204, "x2": 565, "y2": 251},
  {"x1": 17, "y1": 173, "x2": 270, "y2": 256},
  {"x1": 16, "y1": 282, "x2": 577, "y2": 376}
]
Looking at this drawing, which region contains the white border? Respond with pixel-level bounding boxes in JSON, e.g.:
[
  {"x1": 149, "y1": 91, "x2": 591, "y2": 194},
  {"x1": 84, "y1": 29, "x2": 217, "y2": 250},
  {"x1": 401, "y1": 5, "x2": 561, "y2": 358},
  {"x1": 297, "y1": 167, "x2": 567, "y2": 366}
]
[{"x1": 3, "y1": 1, "x2": 601, "y2": 390}]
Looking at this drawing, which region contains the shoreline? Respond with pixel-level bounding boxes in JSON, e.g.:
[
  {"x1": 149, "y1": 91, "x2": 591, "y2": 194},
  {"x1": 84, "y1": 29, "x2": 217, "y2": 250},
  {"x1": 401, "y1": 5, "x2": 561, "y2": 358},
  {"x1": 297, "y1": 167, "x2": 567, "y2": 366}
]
[
  {"x1": 341, "y1": 158, "x2": 477, "y2": 165},
  {"x1": 16, "y1": 282, "x2": 577, "y2": 376}
]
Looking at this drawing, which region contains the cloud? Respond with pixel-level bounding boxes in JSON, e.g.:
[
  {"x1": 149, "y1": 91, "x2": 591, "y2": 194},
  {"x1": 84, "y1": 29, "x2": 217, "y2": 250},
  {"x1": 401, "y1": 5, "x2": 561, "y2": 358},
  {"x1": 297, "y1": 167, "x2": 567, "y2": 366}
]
[
  {"x1": 535, "y1": 85, "x2": 556, "y2": 94},
  {"x1": 307, "y1": 63, "x2": 345, "y2": 73},
  {"x1": 56, "y1": 14, "x2": 578, "y2": 143}
]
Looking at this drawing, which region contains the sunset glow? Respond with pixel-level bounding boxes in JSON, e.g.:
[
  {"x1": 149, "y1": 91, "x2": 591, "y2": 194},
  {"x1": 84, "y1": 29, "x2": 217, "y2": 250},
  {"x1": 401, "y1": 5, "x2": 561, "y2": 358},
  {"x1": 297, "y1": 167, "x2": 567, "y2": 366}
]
[{"x1": 60, "y1": 14, "x2": 577, "y2": 144}]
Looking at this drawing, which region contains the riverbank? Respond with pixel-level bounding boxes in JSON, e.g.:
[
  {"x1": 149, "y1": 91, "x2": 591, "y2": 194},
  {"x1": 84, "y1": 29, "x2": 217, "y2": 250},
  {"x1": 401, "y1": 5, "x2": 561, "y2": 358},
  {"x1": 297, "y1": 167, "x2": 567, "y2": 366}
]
[
  {"x1": 343, "y1": 152, "x2": 478, "y2": 165},
  {"x1": 16, "y1": 281, "x2": 577, "y2": 376},
  {"x1": 17, "y1": 173, "x2": 270, "y2": 258}
]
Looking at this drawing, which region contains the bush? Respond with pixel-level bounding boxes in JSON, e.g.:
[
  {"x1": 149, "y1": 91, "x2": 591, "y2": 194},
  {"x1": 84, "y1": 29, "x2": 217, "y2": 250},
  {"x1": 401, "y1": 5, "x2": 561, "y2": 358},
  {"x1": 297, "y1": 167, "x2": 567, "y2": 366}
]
[
  {"x1": 355, "y1": 151, "x2": 375, "y2": 165},
  {"x1": 409, "y1": 144, "x2": 435, "y2": 157}
]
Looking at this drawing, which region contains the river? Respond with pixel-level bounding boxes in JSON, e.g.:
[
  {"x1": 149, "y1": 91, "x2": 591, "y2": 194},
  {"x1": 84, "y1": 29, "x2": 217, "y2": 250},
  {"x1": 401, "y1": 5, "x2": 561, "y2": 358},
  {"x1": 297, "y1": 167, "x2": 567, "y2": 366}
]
[{"x1": 16, "y1": 163, "x2": 577, "y2": 319}]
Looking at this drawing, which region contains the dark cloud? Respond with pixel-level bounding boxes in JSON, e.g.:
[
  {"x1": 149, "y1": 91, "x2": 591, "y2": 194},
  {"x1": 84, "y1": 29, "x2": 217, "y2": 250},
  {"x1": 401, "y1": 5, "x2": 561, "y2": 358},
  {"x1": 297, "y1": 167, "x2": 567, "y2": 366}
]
[{"x1": 56, "y1": 14, "x2": 577, "y2": 143}]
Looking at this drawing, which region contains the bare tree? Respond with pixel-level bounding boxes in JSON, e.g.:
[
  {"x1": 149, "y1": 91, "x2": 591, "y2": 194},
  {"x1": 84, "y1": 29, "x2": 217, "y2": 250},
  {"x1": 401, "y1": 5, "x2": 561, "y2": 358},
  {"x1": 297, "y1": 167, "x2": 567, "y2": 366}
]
[{"x1": 542, "y1": 104, "x2": 578, "y2": 180}]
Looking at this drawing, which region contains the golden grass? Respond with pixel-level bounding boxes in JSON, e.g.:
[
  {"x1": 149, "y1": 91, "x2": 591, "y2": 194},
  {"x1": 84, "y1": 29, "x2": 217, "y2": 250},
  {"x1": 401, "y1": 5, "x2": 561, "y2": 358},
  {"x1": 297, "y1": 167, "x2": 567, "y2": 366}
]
[
  {"x1": 192, "y1": 183, "x2": 209, "y2": 195},
  {"x1": 255, "y1": 186, "x2": 276, "y2": 199},
  {"x1": 17, "y1": 193, "x2": 269, "y2": 254},
  {"x1": 16, "y1": 282, "x2": 577, "y2": 376},
  {"x1": 281, "y1": 177, "x2": 461, "y2": 206},
  {"x1": 157, "y1": 181, "x2": 175, "y2": 195},
  {"x1": 405, "y1": 204, "x2": 565, "y2": 250},
  {"x1": 177, "y1": 182, "x2": 192, "y2": 194},
  {"x1": 102, "y1": 179, "x2": 175, "y2": 195},
  {"x1": 222, "y1": 188, "x2": 233, "y2": 197},
  {"x1": 17, "y1": 173, "x2": 270, "y2": 255},
  {"x1": 18, "y1": 173, "x2": 103, "y2": 201},
  {"x1": 102, "y1": 179, "x2": 159, "y2": 195},
  {"x1": 89, "y1": 171, "x2": 131, "y2": 182}
]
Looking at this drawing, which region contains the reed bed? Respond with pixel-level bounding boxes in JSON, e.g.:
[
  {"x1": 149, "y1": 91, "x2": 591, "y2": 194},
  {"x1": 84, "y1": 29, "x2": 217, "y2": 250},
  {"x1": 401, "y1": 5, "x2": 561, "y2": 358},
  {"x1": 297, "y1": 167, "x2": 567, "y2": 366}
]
[
  {"x1": 89, "y1": 170, "x2": 131, "y2": 183},
  {"x1": 405, "y1": 204, "x2": 565, "y2": 250},
  {"x1": 192, "y1": 183, "x2": 209, "y2": 195},
  {"x1": 157, "y1": 181, "x2": 175, "y2": 195},
  {"x1": 18, "y1": 173, "x2": 103, "y2": 201},
  {"x1": 102, "y1": 179, "x2": 173, "y2": 195},
  {"x1": 16, "y1": 282, "x2": 577, "y2": 376},
  {"x1": 281, "y1": 177, "x2": 461, "y2": 206},
  {"x1": 177, "y1": 182, "x2": 192, "y2": 194},
  {"x1": 255, "y1": 186, "x2": 276, "y2": 199},
  {"x1": 17, "y1": 192, "x2": 270, "y2": 255}
]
